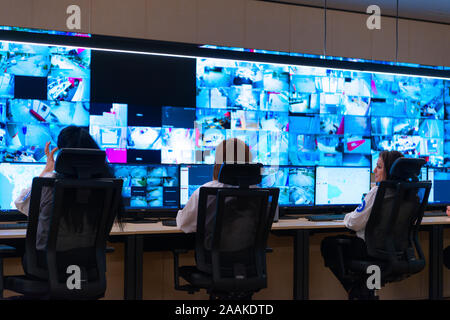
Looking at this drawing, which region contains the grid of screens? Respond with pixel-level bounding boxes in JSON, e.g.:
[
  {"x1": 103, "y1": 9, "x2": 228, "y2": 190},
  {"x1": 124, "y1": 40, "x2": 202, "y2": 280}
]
[
  {"x1": 0, "y1": 38, "x2": 449, "y2": 212},
  {"x1": 0, "y1": 41, "x2": 91, "y2": 162},
  {"x1": 2, "y1": 51, "x2": 449, "y2": 169},
  {"x1": 196, "y1": 58, "x2": 450, "y2": 169},
  {"x1": 2, "y1": 162, "x2": 446, "y2": 211},
  {"x1": 112, "y1": 164, "x2": 179, "y2": 209},
  {"x1": 260, "y1": 166, "x2": 315, "y2": 206}
]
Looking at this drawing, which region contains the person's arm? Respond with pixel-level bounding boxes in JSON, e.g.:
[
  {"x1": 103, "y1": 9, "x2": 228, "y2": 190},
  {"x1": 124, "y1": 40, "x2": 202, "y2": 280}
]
[
  {"x1": 447, "y1": 206, "x2": 450, "y2": 217},
  {"x1": 39, "y1": 141, "x2": 58, "y2": 177},
  {"x1": 176, "y1": 188, "x2": 200, "y2": 233},
  {"x1": 14, "y1": 141, "x2": 58, "y2": 215},
  {"x1": 14, "y1": 187, "x2": 32, "y2": 215},
  {"x1": 343, "y1": 186, "x2": 378, "y2": 232}
]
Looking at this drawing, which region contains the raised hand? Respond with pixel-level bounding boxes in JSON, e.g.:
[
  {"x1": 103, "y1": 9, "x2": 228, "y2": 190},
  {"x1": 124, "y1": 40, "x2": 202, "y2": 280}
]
[{"x1": 39, "y1": 141, "x2": 58, "y2": 177}]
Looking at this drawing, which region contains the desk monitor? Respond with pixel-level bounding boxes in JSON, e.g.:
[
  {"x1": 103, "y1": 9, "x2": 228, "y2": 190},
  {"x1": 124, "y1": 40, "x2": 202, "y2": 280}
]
[
  {"x1": 179, "y1": 164, "x2": 214, "y2": 207},
  {"x1": 0, "y1": 162, "x2": 45, "y2": 220},
  {"x1": 112, "y1": 164, "x2": 179, "y2": 210},
  {"x1": 315, "y1": 166, "x2": 371, "y2": 206},
  {"x1": 260, "y1": 166, "x2": 315, "y2": 207},
  {"x1": 420, "y1": 166, "x2": 427, "y2": 181},
  {"x1": 428, "y1": 167, "x2": 450, "y2": 205}
]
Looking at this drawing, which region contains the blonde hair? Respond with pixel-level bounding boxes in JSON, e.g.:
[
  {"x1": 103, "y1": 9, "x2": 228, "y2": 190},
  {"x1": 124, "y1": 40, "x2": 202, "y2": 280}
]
[{"x1": 213, "y1": 138, "x2": 252, "y2": 180}]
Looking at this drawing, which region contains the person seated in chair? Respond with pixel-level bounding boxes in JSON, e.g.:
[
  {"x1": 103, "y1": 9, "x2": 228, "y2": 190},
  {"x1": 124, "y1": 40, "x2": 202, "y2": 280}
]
[
  {"x1": 14, "y1": 125, "x2": 124, "y2": 251},
  {"x1": 320, "y1": 150, "x2": 404, "y2": 294},
  {"x1": 176, "y1": 138, "x2": 253, "y2": 233}
]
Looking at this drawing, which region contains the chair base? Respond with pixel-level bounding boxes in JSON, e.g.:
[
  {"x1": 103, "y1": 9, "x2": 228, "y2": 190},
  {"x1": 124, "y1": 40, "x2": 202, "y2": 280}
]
[
  {"x1": 209, "y1": 291, "x2": 254, "y2": 300},
  {"x1": 177, "y1": 266, "x2": 259, "y2": 300}
]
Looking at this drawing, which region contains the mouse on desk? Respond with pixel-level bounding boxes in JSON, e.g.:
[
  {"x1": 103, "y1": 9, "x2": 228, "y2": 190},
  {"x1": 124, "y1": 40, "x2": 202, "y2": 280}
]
[{"x1": 162, "y1": 220, "x2": 177, "y2": 227}]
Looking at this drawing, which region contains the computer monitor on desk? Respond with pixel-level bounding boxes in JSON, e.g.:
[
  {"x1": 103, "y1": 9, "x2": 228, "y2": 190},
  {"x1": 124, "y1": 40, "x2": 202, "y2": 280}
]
[
  {"x1": 260, "y1": 166, "x2": 315, "y2": 207},
  {"x1": 112, "y1": 164, "x2": 179, "y2": 217},
  {"x1": 420, "y1": 167, "x2": 427, "y2": 181},
  {"x1": 315, "y1": 166, "x2": 371, "y2": 208},
  {"x1": 428, "y1": 167, "x2": 450, "y2": 206},
  {"x1": 0, "y1": 162, "x2": 45, "y2": 221},
  {"x1": 179, "y1": 164, "x2": 214, "y2": 207}
]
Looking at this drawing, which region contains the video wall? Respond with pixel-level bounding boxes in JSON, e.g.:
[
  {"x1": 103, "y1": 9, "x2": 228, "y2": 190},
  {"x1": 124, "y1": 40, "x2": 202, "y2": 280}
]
[
  {"x1": 0, "y1": 35, "x2": 449, "y2": 212},
  {"x1": 196, "y1": 58, "x2": 449, "y2": 169},
  {"x1": 0, "y1": 42, "x2": 90, "y2": 162}
]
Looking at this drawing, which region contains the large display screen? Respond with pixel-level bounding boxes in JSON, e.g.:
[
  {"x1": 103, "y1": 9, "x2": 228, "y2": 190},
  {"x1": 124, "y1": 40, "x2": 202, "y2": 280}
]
[
  {"x1": 0, "y1": 162, "x2": 45, "y2": 210},
  {"x1": 0, "y1": 41, "x2": 91, "y2": 163},
  {"x1": 0, "y1": 33, "x2": 448, "y2": 214}
]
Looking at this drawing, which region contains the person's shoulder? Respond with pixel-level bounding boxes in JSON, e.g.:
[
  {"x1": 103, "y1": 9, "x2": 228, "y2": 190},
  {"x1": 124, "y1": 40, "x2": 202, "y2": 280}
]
[
  {"x1": 369, "y1": 185, "x2": 379, "y2": 194},
  {"x1": 42, "y1": 172, "x2": 56, "y2": 178},
  {"x1": 202, "y1": 180, "x2": 225, "y2": 187}
]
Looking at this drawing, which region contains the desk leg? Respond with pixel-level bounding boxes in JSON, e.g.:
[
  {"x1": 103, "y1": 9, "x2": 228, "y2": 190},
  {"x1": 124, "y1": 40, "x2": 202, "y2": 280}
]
[
  {"x1": 135, "y1": 235, "x2": 143, "y2": 300},
  {"x1": 429, "y1": 225, "x2": 443, "y2": 300},
  {"x1": 124, "y1": 235, "x2": 136, "y2": 300},
  {"x1": 293, "y1": 230, "x2": 309, "y2": 300}
]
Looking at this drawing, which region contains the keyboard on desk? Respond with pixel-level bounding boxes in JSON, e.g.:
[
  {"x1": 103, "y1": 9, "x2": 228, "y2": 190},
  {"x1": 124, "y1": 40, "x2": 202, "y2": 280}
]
[
  {"x1": 0, "y1": 222, "x2": 28, "y2": 230},
  {"x1": 424, "y1": 211, "x2": 448, "y2": 217},
  {"x1": 306, "y1": 214, "x2": 346, "y2": 222}
]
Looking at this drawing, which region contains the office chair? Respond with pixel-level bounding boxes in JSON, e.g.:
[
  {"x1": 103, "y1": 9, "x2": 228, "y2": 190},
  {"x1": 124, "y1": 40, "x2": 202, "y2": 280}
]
[
  {"x1": 0, "y1": 149, "x2": 122, "y2": 299},
  {"x1": 334, "y1": 158, "x2": 431, "y2": 300},
  {"x1": 173, "y1": 163, "x2": 279, "y2": 299}
]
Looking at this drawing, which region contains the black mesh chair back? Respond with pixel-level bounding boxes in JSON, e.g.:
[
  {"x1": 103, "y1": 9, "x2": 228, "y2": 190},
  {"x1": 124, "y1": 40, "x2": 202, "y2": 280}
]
[
  {"x1": 364, "y1": 158, "x2": 431, "y2": 280},
  {"x1": 195, "y1": 163, "x2": 279, "y2": 293},
  {"x1": 23, "y1": 148, "x2": 122, "y2": 299}
]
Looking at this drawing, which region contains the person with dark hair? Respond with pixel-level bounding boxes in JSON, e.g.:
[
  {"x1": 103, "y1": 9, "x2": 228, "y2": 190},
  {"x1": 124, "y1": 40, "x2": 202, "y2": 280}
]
[
  {"x1": 14, "y1": 125, "x2": 124, "y2": 250},
  {"x1": 343, "y1": 150, "x2": 404, "y2": 239},
  {"x1": 176, "y1": 138, "x2": 252, "y2": 233},
  {"x1": 320, "y1": 150, "x2": 404, "y2": 295}
]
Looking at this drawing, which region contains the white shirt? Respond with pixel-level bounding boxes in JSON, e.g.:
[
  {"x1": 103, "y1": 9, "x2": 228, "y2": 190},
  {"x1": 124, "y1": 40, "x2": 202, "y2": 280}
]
[
  {"x1": 14, "y1": 171, "x2": 55, "y2": 215},
  {"x1": 176, "y1": 180, "x2": 233, "y2": 233},
  {"x1": 344, "y1": 186, "x2": 378, "y2": 241},
  {"x1": 176, "y1": 180, "x2": 279, "y2": 234}
]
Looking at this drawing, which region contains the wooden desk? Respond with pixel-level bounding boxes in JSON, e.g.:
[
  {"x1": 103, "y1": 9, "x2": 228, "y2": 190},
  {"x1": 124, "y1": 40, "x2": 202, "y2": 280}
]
[
  {"x1": 116, "y1": 216, "x2": 450, "y2": 300},
  {"x1": 1, "y1": 216, "x2": 450, "y2": 300},
  {"x1": 274, "y1": 216, "x2": 450, "y2": 300}
]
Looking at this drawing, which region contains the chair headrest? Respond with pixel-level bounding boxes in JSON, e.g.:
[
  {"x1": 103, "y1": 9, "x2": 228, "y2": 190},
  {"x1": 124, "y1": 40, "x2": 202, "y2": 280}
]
[
  {"x1": 218, "y1": 163, "x2": 262, "y2": 187},
  {"x1": 389, "y1": 157, "x2": 426, "y2": 182},
  {"x1": 55, "y1": 148, "x2": 107, "y2": 179}
]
